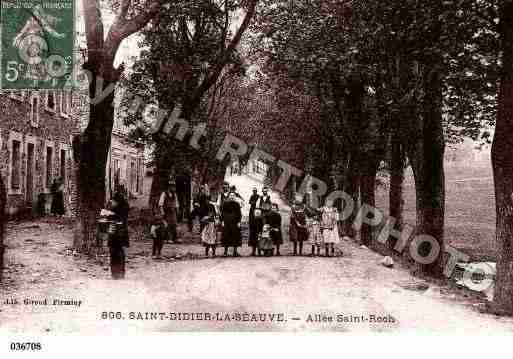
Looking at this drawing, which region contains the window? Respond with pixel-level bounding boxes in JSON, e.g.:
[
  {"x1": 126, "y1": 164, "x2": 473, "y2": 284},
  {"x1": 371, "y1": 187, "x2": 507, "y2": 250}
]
[
  {"x1": 46, "y1": 146, "x2": 53, "y2": 188},
  {"x1": 60, "y1": 91, "x2": 71, "y2": 117},
  {"x1": 30, "y1": 93, "x2": 40, "y2": 127},
  {"x1": 45, "y1": 91, "x2": 56, "y2": 112},
  {"x1": 11, "y1": 140, "x2": 21, "y2": 189},
  {"x1": 60, "y1": 149, "x2": 66, "y2": 182},
  {"x1": 130, "y1": 160, "x2": 136, "y2": 193},
  {"x1": 136, "y1": 158, "x2": 142, "y2": 193},
  {"x1": 26, "y1": 141, "x2": 35, "y2": 204},
  {"x1": 9, "y1": 91, "x2": 26, "y2": 101}
]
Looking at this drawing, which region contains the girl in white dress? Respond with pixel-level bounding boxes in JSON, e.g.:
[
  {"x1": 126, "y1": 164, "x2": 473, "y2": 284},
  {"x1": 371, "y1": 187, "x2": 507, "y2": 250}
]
[{"x1": 321, "y1": 204, "x2": 340, "y2": 257}]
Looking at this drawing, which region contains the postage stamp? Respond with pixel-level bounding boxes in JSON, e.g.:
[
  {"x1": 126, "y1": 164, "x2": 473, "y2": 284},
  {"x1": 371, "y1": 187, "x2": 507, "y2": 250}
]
[{"x1": 1, "y1": 0, "x2": 74, "y2": 89}]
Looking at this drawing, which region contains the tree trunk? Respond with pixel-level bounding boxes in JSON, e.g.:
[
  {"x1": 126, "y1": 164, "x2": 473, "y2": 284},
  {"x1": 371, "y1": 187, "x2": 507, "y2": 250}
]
[
  {"x1": 360, "y1": 161, "x2": 378, "y2": 246},
  {"x1": 408, "y1": 70, "x2": 445, "y2": 277},
  {"x1": 389, "y1": 137, "x2": 405, "y2": 250},
  {"x1": 344, "y1": 152, "x2": 360, "y2": 238},
  {"x1": 492, "y1": 0, "x2": 513, "y2": 315},
  {"x1": 73, "y1": 76, "x2": 116, "y2": 254},
  {"x1": 0, "y1": 174, "x2": 6, "y2": 283}
]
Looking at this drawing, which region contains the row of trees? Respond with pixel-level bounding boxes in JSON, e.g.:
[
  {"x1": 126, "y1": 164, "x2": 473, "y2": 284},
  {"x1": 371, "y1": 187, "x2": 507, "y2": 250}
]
[
  {"x1": 120, "y1": 0, "x2": 259, "y2": 213},
  {"x1": 245, "y1": 0, "x2": 513, "y2": 314}
]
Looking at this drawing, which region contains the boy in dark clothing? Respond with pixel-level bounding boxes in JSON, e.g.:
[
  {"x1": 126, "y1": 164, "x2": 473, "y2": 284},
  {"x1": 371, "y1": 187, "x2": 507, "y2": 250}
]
[
  {"x1": 150, "y1": 215, "x2": 169, "y2": 259},
  {"x1": 266, "y1": 203, "x2": 283, "y2": 256},
  {"x1": 107, "y1": 192, "x2": 130, "y2": 279}
]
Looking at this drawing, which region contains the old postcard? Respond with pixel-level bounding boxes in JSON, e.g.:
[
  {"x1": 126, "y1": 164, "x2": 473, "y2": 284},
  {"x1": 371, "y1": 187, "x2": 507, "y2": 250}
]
[{"x1": 1, "y1": 0, "x2": 513, "y2": 349}]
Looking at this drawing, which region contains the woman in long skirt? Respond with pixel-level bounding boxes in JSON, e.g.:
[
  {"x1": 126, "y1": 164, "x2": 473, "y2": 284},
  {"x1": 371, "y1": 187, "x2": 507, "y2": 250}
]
[{"x1": 221, "y1": 194, "x2": 242, "y2": 256}]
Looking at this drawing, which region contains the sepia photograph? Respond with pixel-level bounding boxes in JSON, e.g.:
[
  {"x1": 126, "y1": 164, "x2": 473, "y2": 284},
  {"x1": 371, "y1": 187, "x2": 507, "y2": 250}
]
[{"x1": 1, "y1": 0, "x2": 513, "y2": 348}]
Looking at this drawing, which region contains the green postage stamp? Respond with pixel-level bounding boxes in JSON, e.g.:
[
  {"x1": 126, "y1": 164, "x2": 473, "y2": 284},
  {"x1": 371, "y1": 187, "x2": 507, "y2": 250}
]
[{"x1": 1, "y1": 0, "x2": 74, "y2": 89}]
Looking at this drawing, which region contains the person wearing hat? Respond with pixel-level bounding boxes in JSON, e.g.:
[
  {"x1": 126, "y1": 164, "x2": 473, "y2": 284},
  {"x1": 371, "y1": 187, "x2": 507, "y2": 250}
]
[
  {"x1": 289, "y1": 199, "x2": 308, "y2": 255},
  {"x1": 257, "y1": 187, "x2": 272, "y2": 214},
  {"x1": 219, "y1": 182, "x2": 230, "y2": 207},
  {"x1": 107, "y1": 192, "x2": 130, "y2": 279},
  {"x1": 254, "y1": 187, "x2": 272, "y2": 245},
  {"x1": 158, "y1": 181, "x2": 180, "y2": 243},
  {"x1": 230, "y1": 185, "x2": 244, "y2": 202},
  {"x1": 220, "y1": 192, "x2": 242, "y2": 256}
]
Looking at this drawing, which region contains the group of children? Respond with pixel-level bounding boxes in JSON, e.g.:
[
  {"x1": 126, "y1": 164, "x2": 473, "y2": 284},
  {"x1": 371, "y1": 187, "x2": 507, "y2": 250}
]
[
  {"x1": 150, "y1": 203, "x2": 220, "y2": 258},
  {"x1": 305, "y1": 205, "x2": 341, "y2": 257},
  {"x1": 289, "y1": 199, "x2": 342, "y2": 257},
  {"x1": 149, "y1": 198, "x2": 342, "y2": 259}
]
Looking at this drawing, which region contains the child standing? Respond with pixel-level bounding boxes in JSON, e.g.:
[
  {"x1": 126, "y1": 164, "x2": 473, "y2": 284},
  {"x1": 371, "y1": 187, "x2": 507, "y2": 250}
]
[
  {"x1": 259, "y1": 224, "x2": 274, "y2": 257},
  {"x1": 321, "y1": 203, "x2": 340, "y2": 257},
  {"x1": 308, "y1": 211, "x2": 323, "y2": 256},
  {"x1": 289, "y1": 200, "x2": 308, "y2": 255},
  {"x1": 201, "y1": 205, "x2": 219, "y2": 257},
  {"x1": 150, "y1": 215, "x2": 168, "y2": 259},
  {"x1": 266, "y1": 203, "x2": 283, "y2": 256}
]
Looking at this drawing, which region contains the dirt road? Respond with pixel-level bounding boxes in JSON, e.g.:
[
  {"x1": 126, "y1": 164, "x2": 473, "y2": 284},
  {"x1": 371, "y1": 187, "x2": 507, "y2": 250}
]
[{"x1": 1, "y1": 219, "x2": 513, "y2": 333}]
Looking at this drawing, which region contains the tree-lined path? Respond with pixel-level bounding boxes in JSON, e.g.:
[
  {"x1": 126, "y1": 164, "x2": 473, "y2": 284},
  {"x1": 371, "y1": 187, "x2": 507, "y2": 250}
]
[
  {"x1": 2, "y1": 175, "x2": 513, "y2": 332},
  {"x1": 2, "y1": 220, "x2": 513, "y2": 332}
]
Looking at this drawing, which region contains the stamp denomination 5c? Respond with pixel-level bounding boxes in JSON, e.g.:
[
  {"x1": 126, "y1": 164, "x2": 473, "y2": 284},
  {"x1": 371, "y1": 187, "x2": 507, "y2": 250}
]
[{"x1": 1, "y1": 0, "x2": 74, "y2": 89}]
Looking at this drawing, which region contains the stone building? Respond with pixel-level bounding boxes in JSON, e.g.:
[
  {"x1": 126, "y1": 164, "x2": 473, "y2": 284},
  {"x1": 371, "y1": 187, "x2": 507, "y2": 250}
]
[
  {"x1": 0, "y1": 89, "x2": 146, "y2": 217},
  {"x1": 105, "y1": 115, "x2": 145, "y2": 201},
  {"x1": 0, "y1": 90, "x2": 76, "y2": 217}
]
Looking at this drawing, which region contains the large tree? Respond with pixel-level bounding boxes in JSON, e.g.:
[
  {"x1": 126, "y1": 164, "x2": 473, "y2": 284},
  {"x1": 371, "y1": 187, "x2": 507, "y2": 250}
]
[
  {"x1": 491, "y1": 0, "x2": 513, "y2": 315},
  {"x1": 73, "y1": 0, "x2": 160, "y2": 253},
  {"x1": 252, "y1": 0, "x2": 498, "y2": 275},
  {"x1": 121, "y1": 0, "x2": 258, "y2": 212}
]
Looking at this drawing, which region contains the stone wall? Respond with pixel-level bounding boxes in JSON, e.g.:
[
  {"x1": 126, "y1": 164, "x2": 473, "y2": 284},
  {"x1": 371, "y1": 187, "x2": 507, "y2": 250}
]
[
  {"x1": 0, "y1": 90, "x2": 147, "y2": 218},
  {"x1": 0, "y1": 90, "x2": 77, "y2": 217}
]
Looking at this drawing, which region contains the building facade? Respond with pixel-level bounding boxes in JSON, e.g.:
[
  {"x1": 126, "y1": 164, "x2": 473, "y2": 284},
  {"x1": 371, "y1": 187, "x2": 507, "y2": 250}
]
[
  {"x1": 0, "y1": 90, "x2": 76, "y2": 216},
  {"x1": 0, "y1": 89, "x2": 146, "y2": 217},
  {"x1": 105, "y1": 121, "x2": 145, "y2": 201}
]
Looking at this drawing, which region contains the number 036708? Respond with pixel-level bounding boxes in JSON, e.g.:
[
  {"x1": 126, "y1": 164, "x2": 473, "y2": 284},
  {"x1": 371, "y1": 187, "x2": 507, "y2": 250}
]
[{"x1": 9, "y1": 342, "x2": 42, "y2": 351}]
